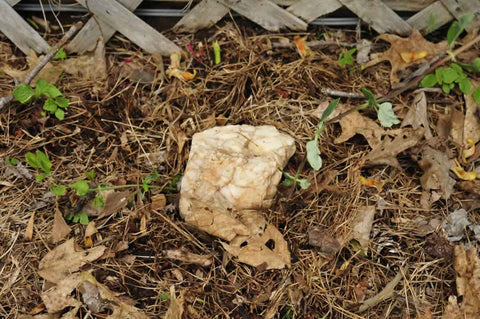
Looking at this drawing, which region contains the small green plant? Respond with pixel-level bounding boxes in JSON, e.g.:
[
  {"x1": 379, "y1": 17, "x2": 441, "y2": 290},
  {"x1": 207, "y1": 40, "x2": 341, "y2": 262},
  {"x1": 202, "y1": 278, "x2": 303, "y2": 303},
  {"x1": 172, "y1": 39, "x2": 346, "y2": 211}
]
[
  {"x1": 447, "y1": 14, "x2": 474, "y2": 48},
  {"x1": 361, "y1": 88, "x2": 400, "y2": 128},
  {"x1": 66, "y1": 211, "x2": 89, "y2": 225},
  {"x1": 281, "y1": 169, "x2": 310, "y2": 190},
  {"x1": 54, "y1": 47, "x2": 67, "y2": 61},
  {"x1": 13, "y1": 78, "x2": 70, "y2": 120},
  {"x1": 338, "y1": 48, "x2": 357, "y2": 68},
  {"x1": 306, "y1": 99, "x2": 339, "y2": 170},
  {"x1": 421, "y1": 63, "x2": 472, "y2": 94},
  {"x1": 6, "y1": 156, "x2": 19, "y2": 166},
  {"x1": 212, "y1": 41, "x2": 221, "y2": 65},
  {"x1": 142, "y1": 170, "x2": 159, "y2": 192},
  {"x1": 25, "y1": 150, "x2": 52, "y2": 182}
]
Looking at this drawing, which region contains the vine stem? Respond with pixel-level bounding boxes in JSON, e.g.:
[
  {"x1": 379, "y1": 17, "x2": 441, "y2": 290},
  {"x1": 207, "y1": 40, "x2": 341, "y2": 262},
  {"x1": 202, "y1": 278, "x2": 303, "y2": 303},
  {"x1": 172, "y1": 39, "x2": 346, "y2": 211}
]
[{"x1": 0, "y1": 21, "x2": 84, "y2": 110}]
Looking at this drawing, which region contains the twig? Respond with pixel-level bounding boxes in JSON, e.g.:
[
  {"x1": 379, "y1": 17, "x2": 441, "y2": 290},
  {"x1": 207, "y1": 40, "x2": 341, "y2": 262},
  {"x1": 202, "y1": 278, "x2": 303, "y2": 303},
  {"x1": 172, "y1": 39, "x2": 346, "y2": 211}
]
[
  {"x1": 272, "y1": 40, "x2": 356, "y2": 49},
  {"x1": 0, "y1": 21, "x2": 84, "y2": 110},
  {"x1": 358, "y1": 271, "x2": 404, "y2": 312},
  {"x1": 324, "y1": 88, "x2": 364, "y2": 99}
]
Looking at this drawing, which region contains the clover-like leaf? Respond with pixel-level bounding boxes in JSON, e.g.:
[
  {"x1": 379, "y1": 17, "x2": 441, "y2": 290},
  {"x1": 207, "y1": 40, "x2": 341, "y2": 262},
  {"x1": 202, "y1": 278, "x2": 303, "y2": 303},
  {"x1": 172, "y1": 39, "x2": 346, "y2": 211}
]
[
  {"x1": 70, "y1": 180, "x2": 90, "y2": 196},
  {"x1": 377, "y1": 102, "x2": 400, "y2": 128},
  {"x1": 55, "y1": 108, "x2": 65, "y2": 120},
  {"x1": 458, "y1": 78, "x2": 471, "y2": 94},
  {"x1": 13, "y1": 84, "x2": 34, "y2": 104},
  {"x1": 51, "y1": 184, "x2": 67, "y2": 196},
  {"x1": 43, "y1": 98, "x2": 58, "y2": 112},
  {"x1": 421, "y1": 74, "x2": 437, "y2": 87},
  {"x1": 54, "y1": 96, "x2": 69, "y2": 109},
  {"x1": 473, "y1": 87, "x2": 480, "y2": 104}
]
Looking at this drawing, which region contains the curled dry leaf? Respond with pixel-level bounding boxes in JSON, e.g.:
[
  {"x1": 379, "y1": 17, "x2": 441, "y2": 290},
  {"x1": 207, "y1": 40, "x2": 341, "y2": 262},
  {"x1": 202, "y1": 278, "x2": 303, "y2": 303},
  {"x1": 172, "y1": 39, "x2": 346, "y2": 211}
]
[
  {"x1": 463, "y1": 86, "x2": 480, "y2": 145},
  {"x1": 166, "y1": 52, "x2": 196, "y2": 81},
  {"x1": 41, "y1": 273, "x2": 83, "y2": 313},
  {"x1": 293, "y1": 36, "x2": 313, "y2": 58},
  {"x1": 350, "y1": 206, "x2": 376, "y2": 253},
  {"x1": 364, "y1": 29, "x2": 448, "y2": 84},
  {"x1": 442, "y1": 245, "x2": 480, "y2": 318},
  {"x1": 50, "y1": 208, "x2": 71, "y2": 244},
  {"x1": 401, "y1": 91, "x2": 432, "y2": 139},
  {"x1": 82, "y1": 190, "x2": 132, "y2": 218},
  {"x1": 164, "y1": 285, "x2": 185, "y2": 319},
  {"x1": 62, "y1": 37, "x2": 107, "y2": 83},
  {"x1": 38, "y1": 239, "x2": 106, "y2": 284},
  {"x1": 307, "y1": 226, "x2": 341, "y2": 256},
  {"x1": 334, "y1": 111, "x2": 385, "y2": 148},
  {"x1": 24, "y1": 211, "x2": 35, "y2": 241},
  {"x1": 364, "y1": 128, "x2": 424, "y2": 167},
  {"x1": 163, "y1": 248, "x2": 213, "y2": 267},
  {"x1": 2, "y1": 51, "x2": 63, "y2": 85}
]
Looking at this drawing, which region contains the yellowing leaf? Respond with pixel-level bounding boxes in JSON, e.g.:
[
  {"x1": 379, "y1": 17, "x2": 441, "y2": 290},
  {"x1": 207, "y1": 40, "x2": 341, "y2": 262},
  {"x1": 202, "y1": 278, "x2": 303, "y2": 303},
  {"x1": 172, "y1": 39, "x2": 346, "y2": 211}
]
[
  {"x1": 462, "y1": 138, "x2": 475, "y2": 163},
  {"x1": 451, "y1": 160, "x2": 477, "y2": 181},
  {"x1": 400, "y1": 51, "x2": 427, "y2": 63},
  {"x1": 360, "y1": 176, "x2": 384, "y2": 192},
  {"x1": 293, "y1": 36, "x2": 313, "y2": 58}
]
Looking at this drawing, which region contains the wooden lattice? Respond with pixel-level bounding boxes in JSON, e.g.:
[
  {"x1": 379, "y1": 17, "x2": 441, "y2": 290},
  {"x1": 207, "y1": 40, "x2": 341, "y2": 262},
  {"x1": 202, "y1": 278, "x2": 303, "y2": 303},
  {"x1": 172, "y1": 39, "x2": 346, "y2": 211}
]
[{"x1": 1, "y1": 0, "x2": 479, "y2": 56}]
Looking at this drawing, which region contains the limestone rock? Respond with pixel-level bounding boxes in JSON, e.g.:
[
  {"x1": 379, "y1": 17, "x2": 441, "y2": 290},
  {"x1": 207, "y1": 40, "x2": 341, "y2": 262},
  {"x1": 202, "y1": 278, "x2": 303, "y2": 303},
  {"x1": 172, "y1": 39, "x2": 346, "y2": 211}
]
[{"x1": 179, "y1": 125, "x2": 295, "y2": 269}]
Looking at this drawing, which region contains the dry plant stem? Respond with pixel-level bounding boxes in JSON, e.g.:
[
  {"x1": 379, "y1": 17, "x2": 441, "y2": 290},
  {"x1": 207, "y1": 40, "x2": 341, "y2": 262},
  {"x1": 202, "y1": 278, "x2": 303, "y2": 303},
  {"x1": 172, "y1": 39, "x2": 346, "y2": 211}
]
[
  {"x1": 0, "y1": 21, "x2": 84, "y2": 110},
  {"x1": 324, "y1": 88, "x2": 364, "y2": 99},
  {"x1": 358, "y1": 271, "x2": 404, "y2": 312},
  {"x1": 379, "y1": 33, "x2": 480, "y2": 103},
  {"x1": 273, "y1": 40, "x2": 356, "y2": 49}
]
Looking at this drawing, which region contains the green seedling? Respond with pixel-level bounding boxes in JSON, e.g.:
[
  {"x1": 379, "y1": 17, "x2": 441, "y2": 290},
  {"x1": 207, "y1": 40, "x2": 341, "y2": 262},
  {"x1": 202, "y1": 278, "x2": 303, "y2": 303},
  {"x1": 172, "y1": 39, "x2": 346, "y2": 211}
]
[
  {"x1": 307, "y1": 99, "x2": 339, "y2": 171},
  {"x1": 212, "y1": 41, "x2": 221, "y2": 65},
  {"x1": 421, "y1": 63, "x2": 477, "y2": 96},
  {"x1": 13, "y1": 78, "x2": 70, "y2": 120},
  {"x1": 6, "y1": 156, "x2": 19, "y2": 166},
  {"x1": 281, "y1": 169, "x2": 310, "y2": 190},
  {"x1": 447, "y1": 14, "x2": 474, "y2": 48},
  {"x1": 338, "y1": 48, "x2": 357, "y2": 68},
  {"x1": 361, "y1": 88, "x2": 400, "y2": 128},
  {"x1": 85, "y1": 170, "x2": 96, "y2": 181},
  {"x1": 66, "y1": 211, "x2": 89, "y2": 225},
  {"x1": 162, "y1": 174, "x2": 182, "y2": 193},
  {"x1": 25, "y1": 150, "x2": 52, "y2": 182},
  {"x1": 54, "y1": 47, "x2": 67, "y2": 61},
  {"x1": 142, "y1": 170, "x2": 159, "y2": 192}
]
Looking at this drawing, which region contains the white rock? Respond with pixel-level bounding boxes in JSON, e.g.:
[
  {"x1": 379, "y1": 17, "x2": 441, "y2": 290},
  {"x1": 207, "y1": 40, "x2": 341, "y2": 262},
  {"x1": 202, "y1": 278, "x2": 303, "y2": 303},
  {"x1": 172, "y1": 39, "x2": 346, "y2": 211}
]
[{"x1": 179, "y1": 125, "x2": 295, "y2": 269}]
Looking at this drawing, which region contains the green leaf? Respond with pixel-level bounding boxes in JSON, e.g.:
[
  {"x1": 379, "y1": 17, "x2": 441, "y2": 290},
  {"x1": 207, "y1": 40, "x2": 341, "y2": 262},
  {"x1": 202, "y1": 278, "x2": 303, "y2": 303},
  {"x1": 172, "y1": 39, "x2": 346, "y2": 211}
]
[
  {"x1": 338, "y1": 48, "x2": 357, "y2": 68},
  {"x1": 377, "y1": 102, "x2": 400, "y2": 128},
  {"x1": 51, "y1": 184, "x2": 67, "y2": 196},
  {"x1": 43, "y1": 98, "x2": 58, "y2": 112},
  {"x1": 25, "y1": 152, "x2": 40, "y2": 168},
  {"x1": 319, "y1": 99, "x2": 340, "y2": 123},
  {"x1": 421, "y1": 74, "x2": 437, "y2": 87},
  {"x1": 71, "y1": 180, "x2": 90, "y2": 196},
  {"x1": 93, "y1": 195, "x2": 105, "y2": 208},
  {"x1": 6, "y1": 156, "x2": 19, "y2": 166},
  {"x1": 36, "y1": 150, "x2": 52, "y2": 173},
  {"x1": 35, "y1": 78, "x2": 62, "y2": 98},
  {"x1": 442, "y1": 83, "x2": 452, "y2": 94},
  {"x1": 35, "y1": 172, "x2": 47, "y2": 182},
  {"x1": 283, "y1": 178, "x2": 293, "y2": 187},
  {"x1": 54, "y1": 96, "x2": 69, "y2": 109},
  {"x1": 298, "y1": 179, "x2": 311, "y2": 190},
  {"x1": 55, "y1": 108, "x2": 65, "y2": 120},
  {"x1": 458, "y1": 78, "x2": 471, "y2": 94},
  {"x1": 72, "y1": 214, "x2": 80, "y2": 223},
  {"x1": 306, "y1": 140, "x2": 322, "y2": 170},
  {"x1": 473, "y1": 58, "x2": 480, "y2": 73},
  {"x1": 435, "y1": 67, "x2": 445, "y2": 83},
  {"x1": 85, "y1": 170, "x2": 96, "y2": 180},
  {"x1": 54, "y1": 47, "x2": 67, "y2": 60},
  {"x1": 361, "y1": 88, "x2": 378, "y2": 108},
  {"x1": 13, "y1": 84, "x2": 34, "y2": 103},
  {"x1": 212, "y1": 41, "x2": 221, "y2": 65},
  {"x1": 447, "y1": 14, "x2": 474, "y2": 47},
  {"x1": 473, "y1": 87, "x2": 480, "y2": 104},
  {"x1": 79, "y1": 212, "x2": 89, "y2": 225},
  {"x1": 442, "y1": 68, "x2": 459, "y2": 84}
]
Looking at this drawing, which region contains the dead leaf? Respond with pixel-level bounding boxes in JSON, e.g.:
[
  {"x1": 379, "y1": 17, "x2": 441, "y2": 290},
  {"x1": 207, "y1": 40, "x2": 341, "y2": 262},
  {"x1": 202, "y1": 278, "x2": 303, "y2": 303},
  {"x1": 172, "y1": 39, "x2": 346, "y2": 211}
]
[
  {"x1": 358, "y1": 272, "x2": 403, "y2": 312},
  {"x1": 449, "y1": 109, "x2": 465, "y2": 146},
  {"x1": 464, "y1": 87, "x2": 480, "y2": 144},
  {"x1": 401, "y1": 91, "x2": 432, "y2": 139},
  {"x1": 84, "y1": 221, "x2": 98, "y2": 248},
  {"x1": 350, "y1": 206, "x2": 375, "y2": 253},
  {"x1": 41, "y1": 273, "x2": 83, "y2": 313},
  {"x1": 164, "y1": 285, "x2": 185, "y2": 319},
  {"x1": 38, "y1": 239, "x2": 106, "y2": 283},
  {"x1": 308, "y1": 226, "x2": 341, "y2": 256},
  {"x1": 354, "y1": 277, "x2": 369, "y2": 302},
  {"x1": 293, "y1": 36, "x2": 313, "y2": 58},
  {"x1": 25, "y1": 211, "x2": 35, "y2": 241},
  {"x1": 359, "y1": 176, "x2": 384, "y2": 192},
  {"x1": 222, "y1": 224, "x2": 291, "y2": 270},
  {"x1": 62, "y1": 37, "x2": 107, "y2": 82},
  {"x1": 82, "y1": 190, "x2": 132, "y2": 218},
  {"x1": 442, "y1": 245, "x2": 480, "y2": 318},
  {"x1": 163, "y1": 248, "x2": 213, "y2": 267},
  {"x1": 418, "y1": 146, "x2": 456, "y2": 205},
  {"x1": 2, "y1": 51, "x2": 63, "y2": 85},
  {"x1": 166, "y1": 52, "x2": 196, "y2": 81},
  {"x1": 356, "y1": 39, "x2": 372, "y2": 64},
  {"x1": 365, "y1": 29, "x2": 448, "y2": 84},
  {"x1": 151, "y1": 194, "x2": 167, "y2": 210},
  {"x1": 335, "y1": 112, "x2": 385, "y2": 148},
  {"x1": 120, "y1": 61, "x2": 155, "y2": 84},
  {"x1": 49, "y1": 208, "x2": 71, "y2": 244},
  {"x1": 364, "y1": 128, "x2": 424, "y2": 167}
]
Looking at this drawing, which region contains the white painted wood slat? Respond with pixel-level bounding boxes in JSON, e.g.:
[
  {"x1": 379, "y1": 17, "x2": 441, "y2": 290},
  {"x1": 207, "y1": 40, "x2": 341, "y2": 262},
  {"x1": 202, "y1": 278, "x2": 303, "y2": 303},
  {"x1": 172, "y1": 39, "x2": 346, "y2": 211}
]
[
  {"x1": 0, "y1": 0, "x2": 50, "y2": 54},
  {"x1": 173, "y1": 0, "x2": 229, "y2": 33},
  {"x1": 288, "y1": 0, "x2": 342, "y2": 23},
  {"x1": 407, "y1": 1, "x2": 453, "y2": 33}
]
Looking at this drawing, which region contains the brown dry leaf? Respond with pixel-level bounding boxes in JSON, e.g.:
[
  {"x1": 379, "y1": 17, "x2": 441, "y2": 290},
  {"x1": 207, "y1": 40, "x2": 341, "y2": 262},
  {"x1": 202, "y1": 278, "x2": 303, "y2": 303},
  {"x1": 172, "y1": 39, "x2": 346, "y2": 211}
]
[
  {"x1": 442, "y1": 245, "x2": 480, "y2": 318},
  {"x1": 307, "y1": 226, "x2": 341, "y2": 256},
  {"x1": 82, "y1": 190, "x2": 132, "y2": 218},
  {"x1": 293, "y1": 36, "x2": 313, "y2": 58},
  {"x1": 402, "y1": 91, "x2": 432, "y2": 139},
  {"x1": 38, "y1": 239, "x2": 106, "y2": 283},
  {"x1": 120, "y1": 61, "x2": 155, "y2": 84},
  {"x1": 84, "y1": 221, "x2": 98, "y2": 248},
  {"x1": 25, "y1": 211, "x2": 35, "y2": 241},
  {"x1": 164, "y1": 285, "x2": 185, "y2": 319},
  {"x1": 164, "y1": 249, "x2": 213, "y2": 267},
  {"x1": 49, "y1": 208, "x2": 71, "y2": 244},
  {"x1": 418, "y1": 146, "x2": 456, "y2": 205},
  {"x1": 312, "y1": 101, "x2": 349, "y2": 121},
  {"x1": 365, "y1": 29, "x2": 448, "y2": 84},
  {"x1": 18, "y1": 315, "x2": 59, "y2": 319},
  {"x1": 350, "y1": 206, "x2": 375, "y2": 253},
  {"x1": 222, "y1": 224, "x2": 290, "y2": 270},
  {"x1": 334, "y1": 111, "x2": 385, "y2": 148},
  {"x1": 151, "y1": 193, "x2": 167, "y2": 210},
  {"x1": 364, "y1": 128, "x2": 424, "y2": 167},
  {"x1": 464, "y1": 87, "x2": 480, "y2": 144},
  {"x1": 354, "y1": 277, "x2": 369, "y2": 302},
  {"x1": 2, "y1": 51, "x2": 63, "y2": 85},
  {"x1": 62, "y1": 38, "x2": 107, "y2": 82},
  {"x1": 41, "y1": 273, "x2": 83, "y2": 313},
  {"x1": 449, "y1": 108, "x2": 465, "y2": 145}
]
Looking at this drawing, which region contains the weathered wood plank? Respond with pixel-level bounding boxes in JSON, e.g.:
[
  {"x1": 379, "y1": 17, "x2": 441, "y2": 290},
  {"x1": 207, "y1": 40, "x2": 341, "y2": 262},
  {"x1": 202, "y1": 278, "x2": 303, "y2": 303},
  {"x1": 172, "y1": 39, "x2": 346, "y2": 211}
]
[
  {"x1": 407, "y1": 1, "x2": 453, "y2": 33},
  {"x1": 6, "y1": 0, "x2": 21, "y2": 5},
  {"x1": 288, "y1": 0, "x2": 342, "y2": 23},
  {"x1": 66, "y1": 0, "x2": 143, "y2": 53},
  {"x1": 440, "y1": 0, "x2": 480, "y2": 29},
  {"x1": 0, "y1": 0, "x2": 50, "y2": 54},
  {"x1": 219, "y1": 0, "x2": 308, "y2": 31},
  {"x1": 173, "y1": 0, "x2": 229, "y2": 33},
  {"x1": 338, "y1": 0, "x2": 412, "y2": 35},
  {"x1": 74, "y1": 0, "x2": 180, "y2": 55}
]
